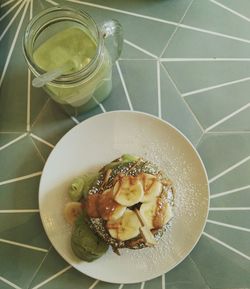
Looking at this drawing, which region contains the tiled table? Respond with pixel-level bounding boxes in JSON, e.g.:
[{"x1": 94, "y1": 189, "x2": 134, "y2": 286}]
[{"x1": 0, "y1": 0, "x2": 250, "y2": 288}]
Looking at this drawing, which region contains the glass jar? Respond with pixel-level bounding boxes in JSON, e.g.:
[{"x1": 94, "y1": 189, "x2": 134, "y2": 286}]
[{"x1": 23, "y1": 6, "x2": 123, "y2": 116}]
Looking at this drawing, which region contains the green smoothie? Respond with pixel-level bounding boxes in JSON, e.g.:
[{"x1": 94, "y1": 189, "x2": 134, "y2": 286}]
[{"x1": 33, "y1": 26, "x2": 112, "y2": 114}]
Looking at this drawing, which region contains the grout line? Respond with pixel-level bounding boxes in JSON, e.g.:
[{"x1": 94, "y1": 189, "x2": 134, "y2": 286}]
[
  {"x1": 0, "y1": 172, "x2": 42, "y2": 186},
  {"x1": 88, "y1": 280, "x2": 99, "y2": 289},
  {"x1": 119, "y1": 58, "x2": 155, "y2": 61},
  {"x1": 45, "y1": 0, "x2": 58, "y2": 5},
  {"x1": 160, "y1": 58, "x2": 250, "y2": 62},
  {"x1": 27, "y1": 247, "x2": 52, "y2": 289},
  {"x1": 160, "y1": 0, "x2": 194, "y2": 57},
  {"x1": 0, "y1": 276, "x2": 22, "y2": 289},
  {"x1": 211, "y1": 185, "x2": 250, "y2": 199},
  {"x1": 124, "y1": 39, "x2": 157, "y2": 59},
  {"x1": 195, "y1": 132, "x2": 204, "y2": 148},
  {"x1": 178, "y1": 22, "x2": 250, "y2": 44},
  {"x1": 207, "y1": 219, "x2": 250, "y2": 232},
  {"x1": 203, "y1": 232, "x2": 250, "y2": 260},
  {"x1": 1, "y1": 0, "x2": 15, "y2": 8},
  {"x1": 27, "y1": 69, "x2": 31, "y2": 132},
  {"x1": 207, "y1": 131, "x2": 250, "y2": 134},
  {"x1": 30, "y1": 133, "x2": 55, "y2": 148},
  {"x1": 31, "y1": 137, "x2": 46, "y2": 163},
  {"x1": 0, "y1": 0, "x2": 26, "y2": 41},
  {"x1": 66, "y1": 0, "x2": 250, "y2": 45},
  {"x1": 0, "y1": 133, "x2": 27, "y2": 151},
  {"x1": 0, "y1": 0, "x2": 28, "y2": 90},
  {"x1": 26, "y1": 0, "x2": 33, "y2": 131},
  {"x1": 116, "y1": 61, "x2": 134, "y2": 110},
  {"x1": 209, "y1": 155, "x2": 250, "y2": 184},
  {"x1": 0, "y1": 238, "x2": 48, "y2": 253},
  {"x1": 157, "y1": 61, "x2": 161, "y2": 118},
  {"x1": 71, "y1": 116, "x2": 80, "y2": 124},
  {"x1": 31, "y1": 98, "x2": 50, "y2": 129},
  {"x1": 0, "y1": 209, "x2": 39, "y2": 213},
  {"x1": 93, "y1": 96, "x2": 106, "y2": 112},
  {"x1": 118, "y1": 284, "x2": 124, "y2": 289},
  {"x1": 209, "y1": 0, "x2": 250, "y2": 22},
  {"x1": 0, "y1": 0, "x2": 22, "y2": 21},
  {"x1": 182, "y1": 77, "x2": 250, "y2": 97},
  {"x1": 205, "y1": 103, "x2": 250, "y2": 132},
  {"x1": 209, "y1": 207, "x2": 250, "y2": 211},
  {"x1": 31, "y1": 266, "x2": 72, "y2": 289},
  {"x1": 162, "y1": 274, "x2": 165, "y2": 289},
  {"x1": 140, "y1": 281, "x2": 145, "y2": 289},
  {"x1": 161, "y1": 63, "x2": 205, "y2": 132}
]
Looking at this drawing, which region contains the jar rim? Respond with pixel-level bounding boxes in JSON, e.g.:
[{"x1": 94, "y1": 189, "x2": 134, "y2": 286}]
[{"x1": 22, "y1": 5, "x2": 103, "y2": 84}]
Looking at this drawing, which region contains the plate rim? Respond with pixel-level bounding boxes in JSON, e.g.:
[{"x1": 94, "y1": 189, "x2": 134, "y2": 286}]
[{"x1": 38, "y1": 110, "x2": 210, "y2": 283}]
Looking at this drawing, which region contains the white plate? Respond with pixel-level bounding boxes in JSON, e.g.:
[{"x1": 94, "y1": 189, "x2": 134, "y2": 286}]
[{"x1": 39, "y1": 111, "x2": 209, "y2": 284}]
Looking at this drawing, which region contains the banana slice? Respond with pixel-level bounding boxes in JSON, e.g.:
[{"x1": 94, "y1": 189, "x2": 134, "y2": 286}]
[
  {"x1": 107, "y1": 209, "x2": 141, "y2": 241},
  {"x1": 97, "y1": 189, "x2": 126, "y2": 221},
  {"x1": 140, "y1": 173, "x2": 163, "y2": 202},
  {"x1": 113, "y1": 176, "x2": 144, "y2": 206},
  {"x1": 139, "y1": 200, "x2": 156, "y2": 229},
  {"x1": 140, "y1": 197, "x2": 173, "y2": 229},
  {"x1": 109, "y1": 205, "x2": 126, "y2": 221},
  {"x1": 64, "y1": 202, "x2": 82, "y2": 225}
]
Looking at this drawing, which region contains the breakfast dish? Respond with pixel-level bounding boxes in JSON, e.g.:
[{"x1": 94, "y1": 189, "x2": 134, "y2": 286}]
[
  {"x1": 39, "y1": 111, "x2": 209, "y2": 283},
  {"x1": 64, "y1": 154, "x2": 175, "y2": 261}
]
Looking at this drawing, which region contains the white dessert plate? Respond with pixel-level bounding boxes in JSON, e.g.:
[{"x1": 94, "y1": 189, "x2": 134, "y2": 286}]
[{"x1": 39, "y1": 111, "x2": 209, "y2": 284}]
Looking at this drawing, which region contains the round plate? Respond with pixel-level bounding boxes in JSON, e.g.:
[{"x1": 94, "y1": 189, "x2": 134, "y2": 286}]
[{"x1": 39, "y1": 111, "x2": 209, "y2": 284}]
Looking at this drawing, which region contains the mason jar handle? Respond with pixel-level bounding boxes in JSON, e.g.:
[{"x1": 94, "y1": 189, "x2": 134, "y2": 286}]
[{"x1": 101, "y1": 20, "x2": 123, "y2": 63}]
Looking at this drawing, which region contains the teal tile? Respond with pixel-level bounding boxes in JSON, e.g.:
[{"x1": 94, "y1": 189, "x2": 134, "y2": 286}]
[
  {"x1": 165, "y1": 256, "x2": 209, "y2": 289},
  {"x1": 37, "y1": 267, "x2": 95, "y2": 289},
  {"x1": 0, "y1": 242, "x2": 46, "y2": 289},
  {"x1": 0, "y1": 136, "x2": 44, "y2": 182},
  {"x1": 76, "y1": 105, "x2": 103, "y2": 123},
  {"x1": 160, "y1": 64, "x2": 203, "y2": 145},
  {"x1": 31, "y1": 100, "x2": 75, "y2": 145},
  {"x1": 208, "y1": 211, "x2": 250, "y2": 230},
  {"x1": 119, "y1": 60, "x2": 158, "y2": 115},
  {"x1": 182, "y1": 0, "x2": 250, "y2": 41},
  {"x1": 197, "y1": 133, "x2": 250, "y2": 180},
  {"x1": 0, "y1": 133, "x2": 23, "y2": 147},
  {"x1": 69, "y1": 0, "x2": 192, "y2": 23},
  {"x1": 30, "y1": 83, "x2": 49, "y2": 128},
  {"x1": 33, "y1": 0, "x2": 51, "y2": 14},
  {"x1": 144, "y1": 276, "x2": 162, "y2": 289},
  {"x1": 211, "y1": 107, "x2": 250, "y2": 132},
  {"x1": 0, "y1": 279, "x2": 18, "y2": 289},
  {"x1": 0, "y1": 3, "x2": 29, "y2": 132},
  {"x1": 190, "y1": 236, "x2": 250, "y2": 289},
  {"x1": 218, "y1": 0, "x2": 250, "y2": 18},
  {"x1": 28, "y1": 247, "x2": 68, "y2": 288},
  {"x1": 204, "y1": 223, "x2": 250, "y2": 256},
  {"x1": 101, "y1": 63, "x2": 130, "y2": 111},
  {"x1": 0, "y1": 0, "x2": 23, "y2": 36},
  {"x1": 66, "y1": 4, "x2": 176, "y2": 56},
  {"x1": 163, "y1": 27, "x2": 250, "y2": 58},
  {"x1": 209, "y1": 159, "x2": 250, "y2": 195},
  {"x1": 0, "y1": 175, "x2": 40, "y2": 210},
  {"x1": 162, "y1": 61, "x2": 250, "y2": 94},
  {"x1": 94, "y1": 281, "x2": 119, "y2": 289},
  {"x1": 210, "y1": 188, "x2": 250, "y2": 208},
  {"x1": 31, "y1": 137, "x2": 53, "y2": 162},
  {"x1": 185, "y1": 81, "x2": 250, "y2": 131},
  {"x1": 121, "y1": 42, "x2": 155, "y2": 60},
  {"x1": 0, "y1": 213, "x2": 50, "y2": 249},
  {"x1": 123, "y1": 283, "x2": 141, "y2": 289}
]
